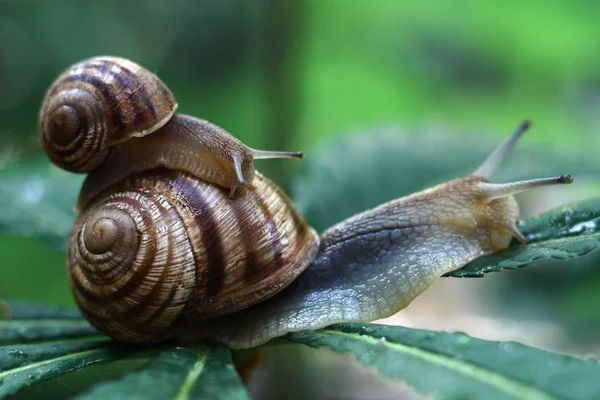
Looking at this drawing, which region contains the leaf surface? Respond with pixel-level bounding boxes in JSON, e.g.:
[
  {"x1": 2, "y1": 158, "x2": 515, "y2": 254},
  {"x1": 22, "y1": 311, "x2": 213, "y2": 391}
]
[
  {"x1": 0, "y1": 158, "x2": 82, "y2": 250},
  {"x1": 2, "y1": 299, "x2": 82, "y2": 319},
  {"x1": 75, "y1": 345, "x2": 251, "y2": 400},
  {"x1": 0, "y1": 300, "x2": 96, "y2": 345},
  {"x1": 288, "y1": 323, "x2": 600, "y2": 400},
  {"x1": 0, "y1": 338, "x2": 127, "y2": 398}
]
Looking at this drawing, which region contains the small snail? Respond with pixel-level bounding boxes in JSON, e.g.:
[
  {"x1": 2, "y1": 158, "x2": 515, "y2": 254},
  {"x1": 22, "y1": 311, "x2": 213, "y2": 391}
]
[
  {"x1": 40, "y1": 57, "x2": 573, "y2": 349},
  {"x1": 39, "y1": 56, "x2": 303, "y2": 207}
]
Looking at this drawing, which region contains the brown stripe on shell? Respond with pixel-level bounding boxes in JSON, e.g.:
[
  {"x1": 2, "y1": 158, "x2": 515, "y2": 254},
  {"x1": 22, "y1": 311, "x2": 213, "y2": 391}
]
[
  {"x1": 62, "y1": 73, "x2": 126, "y2": 135},
  {"x1": 230, "y1": 192, "x2": 261, "y2": 281},
  {"x1": 159, "y1": 84, "x2": 176, "y2": 106},
  {"x1": 84, "y1": 57, "x2": 177, "y2": 142},
  {"x1": 228, "y1": 187, "x2": 283, "y2": 286},
  {"x1": 140, "y1": 281, "x2": 180, "y2": 328},
  {"x1": 278, "y1": 188, "x2": 314, "y2": 275},
  {"x1": 85, "y1": 61, "x2": 145, "y2": 125},
  {"x1": 249, "y1": 174, "x2": 319, "y2": 283},
  {"x1": 68, "y1": 266, "x2": 102, "y2": 304},
  {"x1": 258, "y1": 180, "x2": 303, "y2": 284},
  {"x1": 119, "y1": 191, "x2": 183, "y2": 328},
  {"x1": 112, "y1": 187, "x2": 195, "y2": 341},
  {"x1": 116, "y1": 194, "x2": 173, "y2": 319},
  {"x1": 54, "y1": 126, "x2": 104, "y2": 171},
  {"x1": 69, "y1": 282, "x2": 111, "y2": 328},
  {"x1": 111, "y1": 62, "x2": 157, "y2": 119},
  {"x1": 170, "y1": 175, "x2": 226, "y2": 297},
  {"x1": 49, "y1": 127, "x2": 104, "y2": 172},
  {"x1": 272, "y1": 179, "x2": 309, "y2": 239},
  {"x1": 104, "y1": 195, "x2": 159, "y2": 299},
  {"x1": 68, "y1": 264, "x2": 115, "y2": 333},
  {"x1": 248, "y1": 188, "x2": 284, "y2": 276},
  {"x1": 85, "y1": 59, "x2": 160, "y2": 127}
]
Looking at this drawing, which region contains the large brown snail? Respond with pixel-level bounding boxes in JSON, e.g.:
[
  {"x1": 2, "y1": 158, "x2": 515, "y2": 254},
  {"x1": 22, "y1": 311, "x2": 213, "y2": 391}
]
[{"x1": 40, "y1": 56, "x2": 573, "y2": 349}]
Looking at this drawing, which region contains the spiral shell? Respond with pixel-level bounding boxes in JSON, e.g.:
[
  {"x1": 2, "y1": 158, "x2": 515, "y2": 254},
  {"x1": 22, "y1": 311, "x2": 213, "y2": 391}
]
[
  {"x1": 68, "y1": 170, "x2": 320, "y2": 342},
  {"x1": 40, "y1": 56, "x2": 177, "y2": 173}
]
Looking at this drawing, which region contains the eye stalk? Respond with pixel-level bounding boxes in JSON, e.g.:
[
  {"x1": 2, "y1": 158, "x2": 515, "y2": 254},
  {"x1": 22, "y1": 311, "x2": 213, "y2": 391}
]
[
  {"x1": 470, "y1": 120, "x2": 573, "y2": 245},
  {"x1": 479, "y1": 174, "x2": 573, "y2": 202},
  {"x1": 474, "y1": 120, "x2": 532, "y2": 179}
]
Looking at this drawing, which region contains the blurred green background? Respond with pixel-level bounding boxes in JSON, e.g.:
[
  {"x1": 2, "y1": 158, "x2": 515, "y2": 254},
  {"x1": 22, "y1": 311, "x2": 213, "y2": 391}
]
[{"x1": 1, "y1": 0, "x2": 600, "y2": 359}]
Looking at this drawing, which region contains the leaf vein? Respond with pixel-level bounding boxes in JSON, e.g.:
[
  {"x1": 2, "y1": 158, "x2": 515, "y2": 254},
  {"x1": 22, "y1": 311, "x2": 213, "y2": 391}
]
[
  {"x1": 323, "y1": 329, "x2": 557, "y2": 400},
  {"x1": 173, "y1": 350, "x2": 211, "y2": 400}
]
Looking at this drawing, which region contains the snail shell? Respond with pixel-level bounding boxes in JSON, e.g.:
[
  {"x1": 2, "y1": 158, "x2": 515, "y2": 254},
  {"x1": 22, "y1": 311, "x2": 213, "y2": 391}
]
[
  {"x1": 68, "y1": 169, "x2": 320, "y2": 342},
  {"x1": 40, "y1": 56, "x2": 177, "y2": 172}
]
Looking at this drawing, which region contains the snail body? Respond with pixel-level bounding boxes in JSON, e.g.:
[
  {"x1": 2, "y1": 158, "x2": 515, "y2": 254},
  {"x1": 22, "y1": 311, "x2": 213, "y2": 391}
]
[
  {"x1": 76, "y1": 113, "x2": 302, "y2": 210},
  {"x1": 40, "y1": 57, "x2": 574, "y2": 348}
]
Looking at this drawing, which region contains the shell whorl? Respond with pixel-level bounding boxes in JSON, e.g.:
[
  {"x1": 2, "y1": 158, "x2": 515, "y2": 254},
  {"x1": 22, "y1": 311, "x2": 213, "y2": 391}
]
[
  {"x1": 68, "y1": 170, "x2": 320, "y2": 343},
  {"x1": 69, "y1": 186, "x2": 196, "y2": 342},
  {"x1": 40, "y1": 56, "x2": 177, "y2": 173}
]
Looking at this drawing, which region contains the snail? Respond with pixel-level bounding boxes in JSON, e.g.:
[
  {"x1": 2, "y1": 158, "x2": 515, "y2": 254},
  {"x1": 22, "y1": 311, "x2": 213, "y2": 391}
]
[
  {"x1": 39, "y1": 56, "x2": 303, "y2": 207},
  {"x1": 40, "y1": 57, "x2": 573, "y2": 349}
]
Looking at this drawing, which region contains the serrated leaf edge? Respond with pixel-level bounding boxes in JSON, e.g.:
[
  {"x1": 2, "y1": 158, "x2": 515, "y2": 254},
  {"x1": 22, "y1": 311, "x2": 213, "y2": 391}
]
[{"x1": 449, "y1": 233, "x2": 600, "y2": 278}]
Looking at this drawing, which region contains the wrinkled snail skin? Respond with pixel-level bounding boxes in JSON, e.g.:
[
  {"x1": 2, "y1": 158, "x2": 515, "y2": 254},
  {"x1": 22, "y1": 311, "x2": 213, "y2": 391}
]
[
  {"x1": 40, "y1": 56, "x2": 177, "y2": 173},
  {"x1": 68, "y1": 171, "x2": 319, "y2": 343}
]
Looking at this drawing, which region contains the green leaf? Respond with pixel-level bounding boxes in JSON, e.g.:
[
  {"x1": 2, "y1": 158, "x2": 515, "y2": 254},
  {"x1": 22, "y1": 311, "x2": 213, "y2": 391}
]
[
  {"x1": 0, "y1": 319, "x2": 98, "y2": 345},
  {"x1": 76, "y1": 345, "x2": 251, "y2": 400},
  {"x1": 0, "y1": 338, "x2": 129, "y2": 398},
  {"x1": 449, "y1": 198, "x2": 600, "y2": 277},
  {"x1": 2, "y1": 299, "x2": 82, "y2": 320},
  {"x1": 0, "y1": 300, "x2": 97, "y2": 345},
  {"x1": 287, "y1": 323, "x2": 600, "y2": 400},
  {"x1": 0, "y1": 157, "x2": 83, "y2": 251}
]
